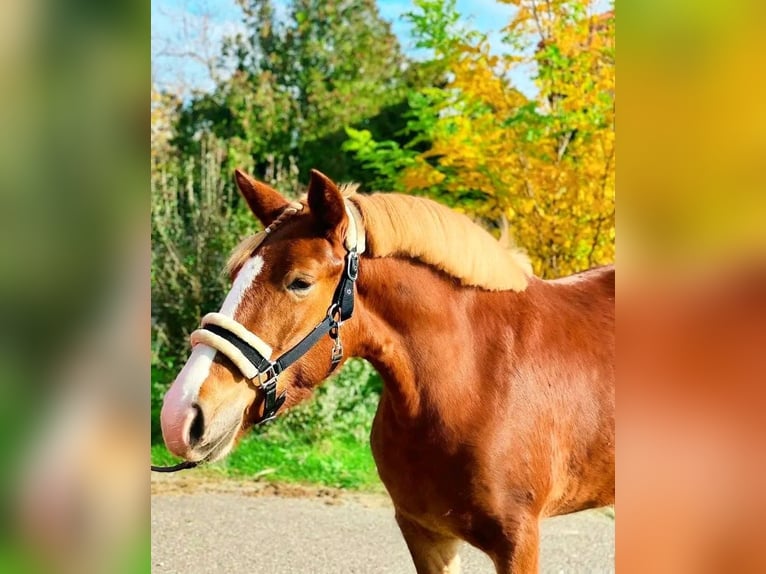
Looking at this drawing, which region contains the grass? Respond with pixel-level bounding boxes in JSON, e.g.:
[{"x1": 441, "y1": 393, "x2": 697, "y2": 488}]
[
  {"x1": 151, "y1": 358, "x2": 384, "y2": 491},
  {"x1": 151, "y1": 431, "x2": 382, "y2": 491}
]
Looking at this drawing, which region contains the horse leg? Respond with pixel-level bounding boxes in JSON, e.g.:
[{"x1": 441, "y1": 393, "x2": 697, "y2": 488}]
[
  {"x1": 490, "y1": 517, "x2": 540, "y2": 574},
  {"x1": 395, "y1": 512, "x2": 462, "y2": 574}
]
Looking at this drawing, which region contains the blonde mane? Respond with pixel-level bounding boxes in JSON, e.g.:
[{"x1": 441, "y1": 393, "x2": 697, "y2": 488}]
[
  {"x1": 227, "y1": 186, "x2": 532, "y2": 291},
  {"x1": 349, "y1": 192, "x2": 532, "y2": 291}
]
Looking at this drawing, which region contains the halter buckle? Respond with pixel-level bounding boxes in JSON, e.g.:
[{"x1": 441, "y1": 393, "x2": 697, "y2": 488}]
[
  {"x1": 328, "y1": 304, "x2": 343, "y2": 366},
  {"x1": 254, "y1": 365, "x2": 278, "y2": 389},
  {"x1": 253, "y1": 365, "x2": 286, "y2": 426},
  {"x1": 346, "y1": 250, "x2": 359, "y2": 281},
  {"x1": 331, "y1": 337, "x2": 344, "y2": 366}
]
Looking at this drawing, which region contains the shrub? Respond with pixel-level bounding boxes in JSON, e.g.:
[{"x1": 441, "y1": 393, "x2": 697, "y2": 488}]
[{"x1": 255, "y1": 359, "x2": 383, "y2": 444}]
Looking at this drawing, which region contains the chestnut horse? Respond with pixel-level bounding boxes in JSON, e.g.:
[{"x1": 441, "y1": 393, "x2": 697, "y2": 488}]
[{"x1": 159, "y1": 169, "x2": 615, "y2": 573}]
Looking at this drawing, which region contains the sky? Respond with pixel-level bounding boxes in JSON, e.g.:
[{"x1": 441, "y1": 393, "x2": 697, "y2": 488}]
[{"x1": 151, "y1": 0, "x2": 535, "y2": 97}]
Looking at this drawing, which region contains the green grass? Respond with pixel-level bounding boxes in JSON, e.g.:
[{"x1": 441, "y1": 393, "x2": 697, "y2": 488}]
[
  {"x1": 152, "y1": 358, "x2": 384, "y2": 491},
  {"x1": 151, "y1": 432, "x2": 381, "y2": 491}
]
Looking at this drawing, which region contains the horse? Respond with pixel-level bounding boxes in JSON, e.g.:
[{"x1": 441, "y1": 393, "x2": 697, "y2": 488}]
[{"x1": 159, "y1": 168, "x2": 615, "y2": 574}]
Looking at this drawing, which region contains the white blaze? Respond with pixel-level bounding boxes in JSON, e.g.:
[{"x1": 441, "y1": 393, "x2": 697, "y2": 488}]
[
  {"x1": 219, "y1": 256, "x2": 264, "y2": 317},
  {"x1": 163, "y1": 255, "x2": 265, "y2": 414}
]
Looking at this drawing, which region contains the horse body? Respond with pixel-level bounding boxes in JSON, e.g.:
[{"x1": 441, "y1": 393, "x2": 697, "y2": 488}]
[
  {"x1": 349, "y1": 257, "x2": 614, "y2": 572},
  {"x1": 158, "y1": 169, "x2": 614, "y2": 574}
]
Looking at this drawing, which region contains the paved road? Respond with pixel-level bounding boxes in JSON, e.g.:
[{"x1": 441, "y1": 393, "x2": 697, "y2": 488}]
[{"x1": 151, "y1": 480, "x2": 614, "y2": 574}]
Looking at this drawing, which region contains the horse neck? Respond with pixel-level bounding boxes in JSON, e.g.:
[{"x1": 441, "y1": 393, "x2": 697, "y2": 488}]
[{"x1": 346, "y1": 256, "x2": 527, "y2": 425}]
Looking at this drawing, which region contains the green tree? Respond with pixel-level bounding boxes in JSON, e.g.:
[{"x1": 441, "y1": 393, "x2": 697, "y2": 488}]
[{"x1": 173, "y1": 0, "x2": 417, "y2": 183}]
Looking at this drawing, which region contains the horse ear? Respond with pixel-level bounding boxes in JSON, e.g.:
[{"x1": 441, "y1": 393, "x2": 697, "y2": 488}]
[
  {"x1": 307, "y1": 169, "x2": 347, "y2": 231},
  {"x1": 234, "y1": 169, "x2": 289, "y2": 226}
]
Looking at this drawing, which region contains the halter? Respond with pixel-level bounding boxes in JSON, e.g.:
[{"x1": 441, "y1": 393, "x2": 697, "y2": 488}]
[{"x1": 151, "y1": 199, "x2": 365, "y2": 473}]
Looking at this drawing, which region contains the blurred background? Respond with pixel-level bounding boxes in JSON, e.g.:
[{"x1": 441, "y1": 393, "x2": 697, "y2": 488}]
[{"x1": 0, "y1": 0, "x2": 148, "y2": 571}]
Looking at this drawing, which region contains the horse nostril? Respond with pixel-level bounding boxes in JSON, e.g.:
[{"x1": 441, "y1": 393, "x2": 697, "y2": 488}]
[{"x1": 188, "y1": 405, "x2": 205, "y2": 447}]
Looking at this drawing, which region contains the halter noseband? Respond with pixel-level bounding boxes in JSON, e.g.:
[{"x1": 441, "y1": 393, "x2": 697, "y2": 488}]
[{"x1": 151, "y1": 199, "x2": 364, "y2": 473}]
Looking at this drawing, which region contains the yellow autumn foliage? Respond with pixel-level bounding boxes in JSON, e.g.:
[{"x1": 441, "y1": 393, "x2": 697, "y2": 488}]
[{"x1": 401, "y1": 0, "x2": 614, "y2": 278}]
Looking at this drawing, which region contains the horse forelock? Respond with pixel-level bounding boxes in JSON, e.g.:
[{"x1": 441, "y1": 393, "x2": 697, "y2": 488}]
[{"x1": 225, "y1": 201, "x2": 304, "y2": 276}]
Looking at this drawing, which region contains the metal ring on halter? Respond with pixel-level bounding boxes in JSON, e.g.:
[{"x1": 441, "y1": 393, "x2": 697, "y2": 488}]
[
  {"x1": 327, "y1": 303, "x2": 341, "y2": 321},
  {"x1": 253, "y1": 364, "x2": 279, "y2": 388}
]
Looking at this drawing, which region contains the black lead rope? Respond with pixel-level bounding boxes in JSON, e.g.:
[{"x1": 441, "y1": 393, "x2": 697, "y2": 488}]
[
  {"x1": 151, "y1": 250, "x2": 360, "y2": 473},
  {"x1": 151, "y1": 461, "x2": 198, "y2": 473}
]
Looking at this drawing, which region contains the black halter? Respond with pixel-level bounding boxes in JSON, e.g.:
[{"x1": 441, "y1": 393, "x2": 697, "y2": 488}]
[
  {"x1": 150, "y1": 249, "x2": 359, "y2": 473},
  {"x1": 204, "y1": 248, "x2": 359, "y2": 424}
]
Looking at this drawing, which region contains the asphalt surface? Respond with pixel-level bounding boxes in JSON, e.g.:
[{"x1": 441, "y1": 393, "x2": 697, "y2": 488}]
[{"x1": 151, "y1": 481, "x2": 614, "y2": 574}]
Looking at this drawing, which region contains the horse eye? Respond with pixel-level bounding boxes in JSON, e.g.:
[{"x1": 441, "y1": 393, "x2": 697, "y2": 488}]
[{"x1": 287, "y1": 278, "x2": 313, "y2": 292}]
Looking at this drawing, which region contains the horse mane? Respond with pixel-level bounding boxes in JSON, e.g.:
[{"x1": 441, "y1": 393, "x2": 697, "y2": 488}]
[
  {"x1": 347, "y1": 191, "x2": 532, "y2": 292},
  {"x1": 227, "y1": 184, "x2": 532, "y2": 292}
]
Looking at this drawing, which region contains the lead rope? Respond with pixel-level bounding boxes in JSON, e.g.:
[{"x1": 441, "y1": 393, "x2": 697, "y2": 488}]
[{"x1": 151, "y1": 461, "x2": 198, "y2": 472}]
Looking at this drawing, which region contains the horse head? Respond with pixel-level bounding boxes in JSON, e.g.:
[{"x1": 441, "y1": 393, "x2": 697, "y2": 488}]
[{"x1": 160, "y1": 169, "x2": 360, "y2": 463}]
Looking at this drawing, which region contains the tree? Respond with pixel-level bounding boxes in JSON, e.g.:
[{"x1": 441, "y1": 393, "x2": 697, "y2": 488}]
[
  {"x1": 151, "y1": 85, "x2": 180, "y2": 170},
  {"x1": 172, "y1": 0, "x2": 414, "y2": 183},
  {"x1": 345, "y1": 0, "x2": 615, "y2": 277}
]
